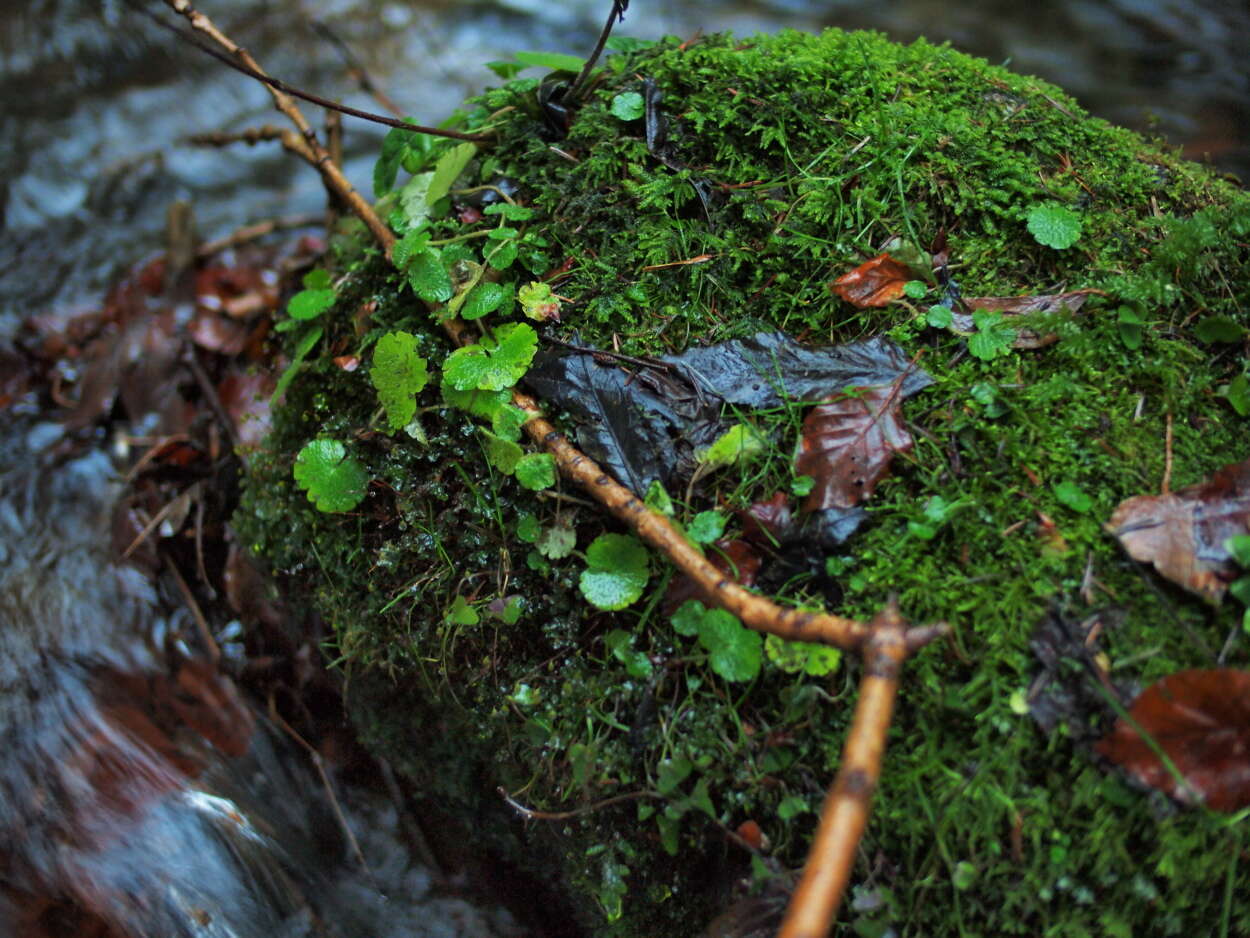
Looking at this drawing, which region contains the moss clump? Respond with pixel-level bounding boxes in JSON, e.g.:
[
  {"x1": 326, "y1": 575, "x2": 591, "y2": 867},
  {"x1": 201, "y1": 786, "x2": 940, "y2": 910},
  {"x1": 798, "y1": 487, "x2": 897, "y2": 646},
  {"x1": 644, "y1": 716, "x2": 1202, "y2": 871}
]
[{"x1": 236, "y1": 29, "x2": 1250, "y2": 937}]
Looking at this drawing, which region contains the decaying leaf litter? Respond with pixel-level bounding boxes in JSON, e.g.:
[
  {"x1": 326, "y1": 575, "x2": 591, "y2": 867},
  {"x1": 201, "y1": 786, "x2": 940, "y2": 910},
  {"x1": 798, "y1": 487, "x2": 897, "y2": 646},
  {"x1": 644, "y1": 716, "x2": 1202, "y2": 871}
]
[{"x1": 125, "y1": 7, "x2": 1250, "y2": 937}]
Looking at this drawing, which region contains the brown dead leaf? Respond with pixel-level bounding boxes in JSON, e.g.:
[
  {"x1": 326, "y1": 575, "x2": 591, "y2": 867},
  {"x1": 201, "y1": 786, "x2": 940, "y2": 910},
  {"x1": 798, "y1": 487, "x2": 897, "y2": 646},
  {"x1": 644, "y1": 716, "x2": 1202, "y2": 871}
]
[
  {"x1": 949, "y1": 289, "x2": 1106, "y2": 349},
  {"x1": 1095, "y1": 668, "x2": 1250, "y2": 812},
  {"x1": 795, "y1": 385, "x2": 914, "y2": 511},
  {"x1": 830, "y1": 254, "x2": 912, "y2": 308},
  {"x1": 1106, "y1": 457, "x2": 1250, "y2": 602}
]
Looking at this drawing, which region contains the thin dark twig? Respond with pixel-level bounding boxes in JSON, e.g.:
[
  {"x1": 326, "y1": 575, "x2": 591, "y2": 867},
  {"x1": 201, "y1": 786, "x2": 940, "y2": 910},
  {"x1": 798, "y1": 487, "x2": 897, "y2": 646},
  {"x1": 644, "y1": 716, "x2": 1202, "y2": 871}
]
[
  {"x1": 497, "y1": 785, "x2": 660, "y2": 821},
  {"x1": 127, "y1": 0, "x2": 489, "y2": 141},
  {"x1": 567, "y1": 0, "x2": 629, "y2": 103},
  {"x1": 308, "y1": 17, "x2": 404, "y2": 117}
]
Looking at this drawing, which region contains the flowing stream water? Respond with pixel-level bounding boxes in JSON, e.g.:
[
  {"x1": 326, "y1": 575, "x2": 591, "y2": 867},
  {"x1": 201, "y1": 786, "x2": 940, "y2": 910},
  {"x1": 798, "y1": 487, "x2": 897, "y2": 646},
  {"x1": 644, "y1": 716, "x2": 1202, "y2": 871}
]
[{"x1": 0, "y1": 2, "x2": 1246, "y2": 936}]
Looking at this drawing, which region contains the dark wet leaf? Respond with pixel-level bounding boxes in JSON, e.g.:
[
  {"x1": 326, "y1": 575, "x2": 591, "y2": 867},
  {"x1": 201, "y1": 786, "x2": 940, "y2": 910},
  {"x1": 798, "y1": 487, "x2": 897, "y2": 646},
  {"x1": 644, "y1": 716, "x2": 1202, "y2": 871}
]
[
  {"x1": 524, "y1": 350, "x2": 720, "y2": 495},
  {"x1": 1105, "y1": 458, "x2": 1250, "y2": 602},
  {"x1": 1096, "y1": 668, "x2": 1250, "y2": 812},
  {"x1": 527, "y1": 333, "x2": 928, "y2": 498},
  {"x1": 830, "y1": 253, "x2": 913, "y2": 307},
  {"x1": 662, "y1": 332, "x2": 930, "y2": 410},
  {"x1": 795, "y1": 385, "x2": 916, "y2": 511},
  {"x1": 1027, "y1": 609, "x2": 1126, "y2": 738}
]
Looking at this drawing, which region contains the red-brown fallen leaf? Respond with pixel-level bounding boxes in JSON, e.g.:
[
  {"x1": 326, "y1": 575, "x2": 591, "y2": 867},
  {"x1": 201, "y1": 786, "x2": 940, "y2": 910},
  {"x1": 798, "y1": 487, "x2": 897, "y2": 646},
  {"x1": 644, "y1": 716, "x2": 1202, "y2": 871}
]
[
  {"x1": 830, "y1": 254, "x2": 913, "y2": 308},
  {"x1": 664, "y1": 538, "x2": 761, "y2": 613},
  {"x1": 738, "y1": 492, "x2": 791, "y2": 545},
  {"x1": 949, "y1": 289, "x2": 1106, "y2": 349},
  {"x1": 795, "y1": 384, "x2": 914, "y2": 511},
  {"x1": 1105, "y1": 457, "x2": 1250, "y2": 603},
  {"x1": 1095, "y1": 668, "x2": 1250, "y2": 812}
]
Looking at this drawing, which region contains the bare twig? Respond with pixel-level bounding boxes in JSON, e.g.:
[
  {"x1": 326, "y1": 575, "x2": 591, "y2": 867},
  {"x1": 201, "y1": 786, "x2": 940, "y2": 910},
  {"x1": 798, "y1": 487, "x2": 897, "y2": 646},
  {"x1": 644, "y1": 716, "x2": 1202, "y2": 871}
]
[
  {"x1": 162, "y1": 0, "x2": 396, "y2": 251},
  {"x1": 196, "y1": 213, "x2": 323, "y2": 258},
  {"x1": 777, "y1": 599, "x2": 911, "y2": 938},
  {"x1": 135, "y1": 0, "x2": 487, "y2": 142}
]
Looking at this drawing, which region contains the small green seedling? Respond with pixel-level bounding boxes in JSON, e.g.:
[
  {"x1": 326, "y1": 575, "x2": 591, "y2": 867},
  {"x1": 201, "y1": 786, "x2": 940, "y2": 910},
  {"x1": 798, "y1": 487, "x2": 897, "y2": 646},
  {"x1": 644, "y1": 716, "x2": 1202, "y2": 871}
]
[
  {"x1": 293, "y1": 439, "x2": 368, "y2": 512},
  {"x1": 1226, "y1": 535, "x2": 1250, "y2": 634},
  {"x1": 1053, "y1": 479, "x2": 1093, "y2": 513},
  {"x1": 686, "y1": 510, "x2": 727, "y2": 545},
  {"x1": 580, "y1": 533, "x2": 651, "y2": 610},
  {"x1": 967, "y1": 309, "x2": 1017, "y2": 361},
  {"x1": 1224, "y1": 373, "x2": 1250, "y2": 416},
  {"x1": 446, "y1": 594, "x2": 480, "y2": 626}
]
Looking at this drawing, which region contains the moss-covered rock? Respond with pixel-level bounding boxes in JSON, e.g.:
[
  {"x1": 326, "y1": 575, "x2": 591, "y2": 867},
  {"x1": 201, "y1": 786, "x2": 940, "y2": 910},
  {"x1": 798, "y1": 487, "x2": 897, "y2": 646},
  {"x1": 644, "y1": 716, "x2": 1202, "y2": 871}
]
[{"x1": 236, "y1": 29, "x2": 1250, "y2": 937}]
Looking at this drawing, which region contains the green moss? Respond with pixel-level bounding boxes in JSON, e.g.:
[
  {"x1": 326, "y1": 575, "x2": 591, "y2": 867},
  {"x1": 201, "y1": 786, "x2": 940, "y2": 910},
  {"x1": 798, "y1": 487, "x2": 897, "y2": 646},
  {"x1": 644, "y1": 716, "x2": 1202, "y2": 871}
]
[{"x1": 236, "y1": 28, "x2": 1250, "y2": 937}]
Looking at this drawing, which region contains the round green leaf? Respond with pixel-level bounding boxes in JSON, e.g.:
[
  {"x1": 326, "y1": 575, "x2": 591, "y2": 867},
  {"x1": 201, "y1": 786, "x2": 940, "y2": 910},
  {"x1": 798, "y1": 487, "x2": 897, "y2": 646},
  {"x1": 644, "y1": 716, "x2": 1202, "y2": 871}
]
[
  {"x1": 1053, "y1": 479, "x2": 1093, "y2": 513},
  {"x1": 671, "y1": 600, "x2": 705, "y2": 636},
  {"x1": 610, "y1": 91, "x2": 645, "y2": 121},
  {"x1": 697, "y1": 609, "x2": 762, "y2": 682},
  {"x1": 1026, "y1": 203, "x2": 1082, "y2": 249},
  {"x1": 579, "y1": 533, "x2": 650, "y2": 610},
  {"x1": 287, "y1": 288, "x2": 336, "y2": 320},
  {"x1": 687, "y1": 510, "x2": 727, "y2": 545},
  {"x1": 292, "y1": 439, "x2": 368, "y2": 513},
  {"x1": 515, "y1": 452, "x2": 556, "y2": 490}
]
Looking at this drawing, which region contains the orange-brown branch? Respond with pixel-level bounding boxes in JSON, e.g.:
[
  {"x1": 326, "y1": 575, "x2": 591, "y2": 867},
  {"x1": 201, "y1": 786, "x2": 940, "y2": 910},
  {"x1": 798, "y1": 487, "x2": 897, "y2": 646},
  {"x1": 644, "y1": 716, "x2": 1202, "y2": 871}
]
[
  {"x1": 777, "y1": 599, "x2": 910, "y2": 938},
  {"x1": 163, "y1": 0, "x2": 395, "y2": 253}
]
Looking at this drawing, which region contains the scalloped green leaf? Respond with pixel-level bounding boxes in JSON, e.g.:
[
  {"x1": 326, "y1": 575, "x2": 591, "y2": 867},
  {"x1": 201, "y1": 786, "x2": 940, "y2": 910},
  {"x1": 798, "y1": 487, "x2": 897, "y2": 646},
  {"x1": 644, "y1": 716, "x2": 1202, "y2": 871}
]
[
  {"x1": 391, "y1": 226, "x2": 430, "y2": 269},
  {"x1": 483, "y1": 203, "x2": 535, "y2": 221},
  {"x1": 764, "y1": 634, "x2": 842, "y2": 676},
  {"x1": 481, "y1": 430, "x2": 523, "y2": 474},
  {"x1": 407, "y1": 249, "x2": 453, "y2": 303},
  {"x1": 697, "y1": 609, "x2": 762, "y2": 682},
  {"x1": 293, "y1": 439, "x2": 368, "y2": 513},
  {"x1": 443, "y1": 322, "x2": 537, "y2": 391},
  {"x1": 440, "y1": 380, "x2": 512, "y2": 419},
  {"x1": 610, "y1": 91, "x2": 644, "y2": 121},
  {"x1": 967, "y1": 309, "x2": 1017, "y2": 360},
  {"x1": 370, "y1": 331, "x2": 429, "y2": 431},
  {"x1": 687, "y1": 510, "x2": 726, "y2": 545},
  {"x1": 1026, "y1": 203, "x2": 1082, "y2": 249},
  {"x1": 461, "y1": 282, "x2": 512, "y2": 320},
  {"x1": 515, "y1": 452, "x2": 556, "y2": 491},
  {"x1": 537, "y1": 524, "x2": 576, "y2": 560},
  {"x1": 671, "y1": 599, "x2": 705, "y2": 637},
  {"x1": 579, "y1": 533, "x2": 650, "y2": 610}
]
